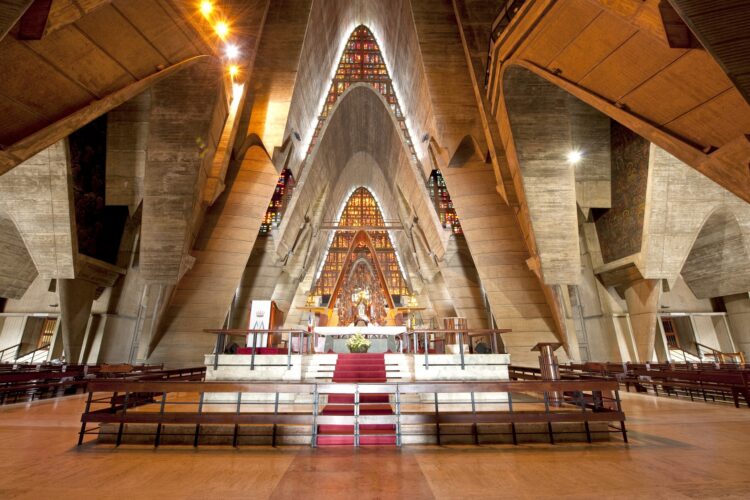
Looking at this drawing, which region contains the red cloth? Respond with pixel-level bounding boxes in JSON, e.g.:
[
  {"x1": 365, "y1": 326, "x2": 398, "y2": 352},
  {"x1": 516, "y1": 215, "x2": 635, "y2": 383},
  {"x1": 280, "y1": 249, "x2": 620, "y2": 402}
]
[{"x1": 236, "y1": 347, "x2": 288, "y2": 355}]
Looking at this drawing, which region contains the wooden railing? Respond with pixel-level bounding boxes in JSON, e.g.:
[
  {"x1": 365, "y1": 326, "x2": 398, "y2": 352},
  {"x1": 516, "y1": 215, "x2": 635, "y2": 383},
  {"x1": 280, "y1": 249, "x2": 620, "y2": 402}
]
[
  {"x1": 695, "y1": 342, "x2": 746, "y2": 364},
  {"x1": 0, "y1": 365, "x2": 205, "y2": 405},
  {"x1": 78, "y1": 378, "x2": 627, "y2": 447},
  {"x1": 205, "y1": 328, "x2": 512, "y2": 371},
  {"x1": 0, "y1": 343, "x2": 20, "y2": 363}
]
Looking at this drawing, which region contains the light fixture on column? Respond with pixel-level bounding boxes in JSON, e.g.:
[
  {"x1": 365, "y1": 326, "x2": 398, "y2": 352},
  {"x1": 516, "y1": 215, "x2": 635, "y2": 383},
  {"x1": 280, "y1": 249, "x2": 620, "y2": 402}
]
[
  {"x1": 566, "y1": 150, "x2": 583, "y2": 164},
  {"x1": 199, "y1": 1, "x2": 213, "y2": 17},
  {"x1": 225, "y1": 43, "x2": 240, "y2": 59},
  {"x1": 214, "y1": 20, "x2": 229, "y2": 39}
]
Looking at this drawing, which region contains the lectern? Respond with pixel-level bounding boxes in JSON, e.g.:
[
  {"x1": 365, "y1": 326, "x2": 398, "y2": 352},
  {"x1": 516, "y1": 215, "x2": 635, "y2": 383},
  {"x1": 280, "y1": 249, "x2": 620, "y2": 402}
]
[{"x1": 531, "y1": 342, "x2": 563, "y2": 405}]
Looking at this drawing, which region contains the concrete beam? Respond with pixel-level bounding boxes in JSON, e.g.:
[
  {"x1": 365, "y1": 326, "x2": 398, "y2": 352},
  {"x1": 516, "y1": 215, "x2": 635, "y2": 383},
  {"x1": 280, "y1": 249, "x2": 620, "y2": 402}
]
[
  {"x1": 623, "y1": 278, "x2": 661, "y2": 362},
  {"x1": 58, "y1": 277, "x2": 97, "y2": 363},
  {"x1": 0, "y1": 140, "x2": 76, "y2": 279},
  {"x1": 140, "y1": 58, "x2": 226, "y2": 283},
  {"x1": 0, "y1": 213, "x2": 38, "y2": 299}
]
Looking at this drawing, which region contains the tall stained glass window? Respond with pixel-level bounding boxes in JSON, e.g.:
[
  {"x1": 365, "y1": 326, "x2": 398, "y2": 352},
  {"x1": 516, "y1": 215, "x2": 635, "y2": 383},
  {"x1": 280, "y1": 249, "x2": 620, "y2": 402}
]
[
  {"x1": 313, "y1": 187, "x2": 410, "y2": 301},
  {"x1": 306, "y1": 25, "x2": 418, "y2": 164},
  {"x1": 259, "y1": 168, "x2": 295, "y2": 235},
  {"x1": 428, "y1": 169, "x2": 462, "y2": 234}
]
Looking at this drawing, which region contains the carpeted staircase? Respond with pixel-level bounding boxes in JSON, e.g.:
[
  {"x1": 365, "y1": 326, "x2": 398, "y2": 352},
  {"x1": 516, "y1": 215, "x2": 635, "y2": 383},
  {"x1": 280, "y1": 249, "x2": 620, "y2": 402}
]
[{"x1": 317, "y1": 353, "x2": 396, "y2": 446}]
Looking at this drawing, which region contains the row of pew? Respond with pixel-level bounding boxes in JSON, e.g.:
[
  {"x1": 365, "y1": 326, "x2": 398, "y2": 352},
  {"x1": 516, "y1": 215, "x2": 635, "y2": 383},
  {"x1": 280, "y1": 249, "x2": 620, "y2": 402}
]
[
  {"x1": 0, "y1": 363, "x2": 206, "y2": 405},
  {"x1": 557, "y1": 362, "x2": 750, "y2": 409}
]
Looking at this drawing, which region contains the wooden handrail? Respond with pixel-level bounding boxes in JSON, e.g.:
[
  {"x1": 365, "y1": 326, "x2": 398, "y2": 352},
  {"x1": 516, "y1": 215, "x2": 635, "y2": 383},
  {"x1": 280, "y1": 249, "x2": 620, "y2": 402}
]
[
  {"x1": 696, "y1": 342, "x2": 746, "y2": 364},
  {"x1": 85, "y1": 378, "x2": 619, "y2": 394}
]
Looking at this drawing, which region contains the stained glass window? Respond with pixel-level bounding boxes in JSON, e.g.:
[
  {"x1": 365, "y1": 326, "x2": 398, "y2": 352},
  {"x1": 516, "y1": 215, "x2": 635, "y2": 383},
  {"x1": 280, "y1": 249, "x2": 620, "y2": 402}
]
[
  {"x1": 428, "y1": 169, "x2": 462, "y2": 234},
  {"x1": 305, "y1": 25, "x2": 417, "y2": 164},
  {"x1": 313, "y1": 187, "x2": 410, "y2": 301},
  {"x1": 259, "y1": 168, "x2": 295, "y2": 235}
]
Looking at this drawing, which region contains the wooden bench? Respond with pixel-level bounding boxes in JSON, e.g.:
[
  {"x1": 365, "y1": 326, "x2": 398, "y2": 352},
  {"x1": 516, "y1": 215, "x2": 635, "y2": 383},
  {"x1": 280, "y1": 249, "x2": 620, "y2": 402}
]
[{"x1": 630, "y1": 369, "x2": 749, "y2": 408}]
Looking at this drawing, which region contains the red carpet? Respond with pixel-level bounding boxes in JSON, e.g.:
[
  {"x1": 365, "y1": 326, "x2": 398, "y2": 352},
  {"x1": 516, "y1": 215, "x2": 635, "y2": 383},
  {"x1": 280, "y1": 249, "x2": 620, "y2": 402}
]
[{"x1": 317, "y1": 353, "x2": 395, "y2": 446}]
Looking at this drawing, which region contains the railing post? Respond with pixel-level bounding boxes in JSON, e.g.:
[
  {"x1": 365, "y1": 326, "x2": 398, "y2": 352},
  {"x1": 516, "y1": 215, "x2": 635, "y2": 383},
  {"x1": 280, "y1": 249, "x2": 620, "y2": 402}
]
[
  {"x1": 78, "y1": 391, "x2": 93, "y2": 446},
  {"x1": 470, "y1": 392, "x2": 478, "y2": 445},
  {"x1": 459, "y1": 332, "x2": 465, "y2": 370},
  {"x1": 287, "y1": 334, "x2": 293, "y2": 370},
  {"x1": 116, "y1": 391, "x2": 130, "y2": 447},
  {"x1": 395, "y1": 385, "x2": 402, "y2": 447},
  {"x1": 577, "y1": 391, "x2": 591, "y2": 443},
  {"x1": 433, "y1": 392, "x2": 441, "y2": 445},
  {"x1": 508, "y1": 392, "x2": 517, "y2": 445},
  {"x1": 272, "y1": 392, "x2": 280, "y2": 447},
  {"x1": 543, "y1": 391, "x2": 554, "y2": 444},
  {"x1": 233, "y1": 392, "x2": 242, "y2": 448},
  {"x1": 250, "y1": 333, "x2": 257, "y2": 371},
  {"x1": 193, "y1": 392, "x2": 204, "y2": 447},
  {"x1": 155, "y1": 391, "x2": 167, "y2": 447},
  {"x1": 214, "y1": 333, "x2": 225, "y2": 370},
  {"x1": 354, "y1": 385, "x2": 360, "y2": 447},
  {"x1": 311, "y1": 385, "x2": 319, "y2": 448},
  {"x1": 424, "y1": 331, "x2": 429, "y2": 370},
  {"x1": 615, "y1": 389, "x2": 628, "y2": 443}
]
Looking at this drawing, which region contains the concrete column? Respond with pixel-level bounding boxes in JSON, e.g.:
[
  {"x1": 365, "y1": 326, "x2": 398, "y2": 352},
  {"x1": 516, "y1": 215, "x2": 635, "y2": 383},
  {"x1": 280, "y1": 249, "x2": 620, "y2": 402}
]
[
  {"x1": 724, "y1": 292, "x2": 750, "y2": 358},
  {"x1": 58, "y1": 278, "x2": 97, "y2": 363},
  {"x1": 623, "y1": 279, "x2": 662, "y2": 362}
]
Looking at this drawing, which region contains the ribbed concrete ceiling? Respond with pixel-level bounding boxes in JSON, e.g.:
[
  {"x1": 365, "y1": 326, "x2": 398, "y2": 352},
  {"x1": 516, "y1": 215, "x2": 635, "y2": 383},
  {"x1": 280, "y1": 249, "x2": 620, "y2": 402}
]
[
  {"x1": 277, "y1": 85, "x2": 445, "y2": 268},
  {"x1": 282, "y1": 0, "x2": 436, "y2": 175}
]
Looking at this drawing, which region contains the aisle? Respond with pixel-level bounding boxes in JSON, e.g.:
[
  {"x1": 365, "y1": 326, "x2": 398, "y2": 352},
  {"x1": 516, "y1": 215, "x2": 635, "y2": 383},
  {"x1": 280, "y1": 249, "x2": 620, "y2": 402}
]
[{"x1": 317, "y1": 353, "x2": 396, "y2": 446}]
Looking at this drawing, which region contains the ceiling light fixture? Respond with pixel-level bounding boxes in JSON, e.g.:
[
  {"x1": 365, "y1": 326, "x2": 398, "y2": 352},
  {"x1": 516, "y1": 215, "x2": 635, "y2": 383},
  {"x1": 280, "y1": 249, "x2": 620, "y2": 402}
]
[
  {"x1": 199, "y1": 1, "x2": 213, "y2": 17},
  {"x1": 566, "y1": 150, "x2": 583, "y2": 164},
  {"x1": 225, "y1": 43, "x2": 240, "y2": 59},
  {"x1": 215, "y1": 20, "x2": 229, "y2": 39}
]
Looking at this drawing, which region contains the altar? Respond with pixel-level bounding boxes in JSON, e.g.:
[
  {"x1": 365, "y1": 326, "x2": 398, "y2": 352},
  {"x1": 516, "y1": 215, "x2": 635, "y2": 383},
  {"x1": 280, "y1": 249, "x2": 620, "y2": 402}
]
[{"x1": 314, "y1": 326, "x2": 406, "y2": 353}]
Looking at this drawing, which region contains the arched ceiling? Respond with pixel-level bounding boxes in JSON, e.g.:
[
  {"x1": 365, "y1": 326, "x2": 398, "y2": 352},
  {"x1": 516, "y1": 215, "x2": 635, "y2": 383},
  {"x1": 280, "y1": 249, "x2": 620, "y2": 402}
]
[
  {"x1": 682, "y1": 209, "x2": 750, "y2": 299},
  {"x1": 276, "y1": 84, "x2": 446, "y2": 266},
  {"x1": 281, "y1": 0, "x2": 437, "y2": 174}
]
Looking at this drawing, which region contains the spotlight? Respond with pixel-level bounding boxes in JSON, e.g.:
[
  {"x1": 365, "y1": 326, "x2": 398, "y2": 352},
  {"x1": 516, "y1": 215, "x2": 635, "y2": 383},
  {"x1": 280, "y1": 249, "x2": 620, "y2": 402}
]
[
  {"x1": 215, "y1": 20, "x2": 229, "y2": 39},
  {"x1": 199, "y1": 1, "x2": 212, "y2": 17},
  {"x1": 566, "y1": 150, "x2": 583, "y2": 164},
  {"x1": 225, "y1": 43, "x2": 240, "y2": 59},
  {"x1": 228, "y1": 64, "x2": 239, "y2": 78}
]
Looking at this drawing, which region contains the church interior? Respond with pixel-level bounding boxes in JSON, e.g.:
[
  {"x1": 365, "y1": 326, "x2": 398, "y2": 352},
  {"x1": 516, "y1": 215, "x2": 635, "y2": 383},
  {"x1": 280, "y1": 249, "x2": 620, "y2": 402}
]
[{"x1": 1, "y1": 0, "x2": 750, "y2": 498}]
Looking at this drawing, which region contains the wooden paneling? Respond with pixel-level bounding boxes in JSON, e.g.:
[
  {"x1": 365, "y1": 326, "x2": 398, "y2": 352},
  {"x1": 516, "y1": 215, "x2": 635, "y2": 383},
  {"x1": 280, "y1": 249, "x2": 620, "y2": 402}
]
[
  {"x1": 24, "y1": 26, "x2": 135, "y2": 97},
  {"x1": 579, "y1": 31, "x2": 686, "y2": 101},
  {"x1": 76, "y1": 5, "x2": 169, "y2": 78},
  {"x1": 548, "y1": 11, "x2": 636, "y2": 82},
  {"x1": 620, "y1": 50, "x2": 733, "y2": 126}
]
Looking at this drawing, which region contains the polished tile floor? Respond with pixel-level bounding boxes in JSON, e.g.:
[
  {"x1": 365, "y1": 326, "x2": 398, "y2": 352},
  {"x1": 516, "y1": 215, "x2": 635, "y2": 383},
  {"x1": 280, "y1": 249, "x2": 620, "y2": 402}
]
[{"x1": 1, "y1": 391, "x2": 749, "y2": 499}]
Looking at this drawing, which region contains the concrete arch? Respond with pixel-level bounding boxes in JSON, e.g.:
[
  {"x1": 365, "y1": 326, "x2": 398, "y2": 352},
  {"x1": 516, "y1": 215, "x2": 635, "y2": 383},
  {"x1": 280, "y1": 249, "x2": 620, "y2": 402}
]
[
  {"x1": 640, "y1": 144, "x2": 750, "y2": 286},
  {"x1": 0, "y1": 211, "x2": 38, "y2": 299},
  {"x1": 275, "y1": 84, "x2": 446, "y2": 263},
  {"x1": 680, "y1": 207, "x2": 750, "y2": 299}
]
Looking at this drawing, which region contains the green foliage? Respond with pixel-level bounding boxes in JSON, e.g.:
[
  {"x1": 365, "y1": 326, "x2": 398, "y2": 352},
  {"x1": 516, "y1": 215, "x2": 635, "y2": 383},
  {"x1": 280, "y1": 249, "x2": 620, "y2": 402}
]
[{"x1": 346, "y1": 333, "x2": 372, "y2": 353}]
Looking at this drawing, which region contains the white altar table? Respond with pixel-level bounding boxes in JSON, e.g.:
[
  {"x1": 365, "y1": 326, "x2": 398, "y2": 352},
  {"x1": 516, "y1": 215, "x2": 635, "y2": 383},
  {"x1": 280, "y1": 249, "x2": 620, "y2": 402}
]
[
  {"x1": 313, "y1": 326, "x2": 406, "y2": 353},
  {"x1": 314, "y1": 326, "x2": 406, "y2": 336}
]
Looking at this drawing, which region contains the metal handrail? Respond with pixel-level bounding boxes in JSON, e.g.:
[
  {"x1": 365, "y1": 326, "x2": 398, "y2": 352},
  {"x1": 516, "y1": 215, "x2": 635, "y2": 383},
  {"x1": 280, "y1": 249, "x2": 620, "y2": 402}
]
[
  {"x1": 78, "y1": 378, "x2": 627, "y2": 447},
  {"x1": 0, "y1": 343, "x2": 21, "y2": 363},
  {"x1": 205, "y1": 328, "x2": 513, "y2": 372},
  {"x1": 696, "y1": 342, "x2": 745, "y2": 365},
  {"x1": 204, "y1": 329, "x2": 309, "y2": 371},
  {"x1": 407, "y1": 328, "x2": 512, "y2": 370},
  {"x1": 15, "y1": 344, "x2": 50, "y2": 364}
]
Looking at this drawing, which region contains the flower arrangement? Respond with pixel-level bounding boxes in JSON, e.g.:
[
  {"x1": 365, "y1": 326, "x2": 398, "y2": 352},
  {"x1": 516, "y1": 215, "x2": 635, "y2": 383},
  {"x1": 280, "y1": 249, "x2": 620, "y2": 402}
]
[{"x1": 346, "y1": 333, "x2": 372, "y2": 353}]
